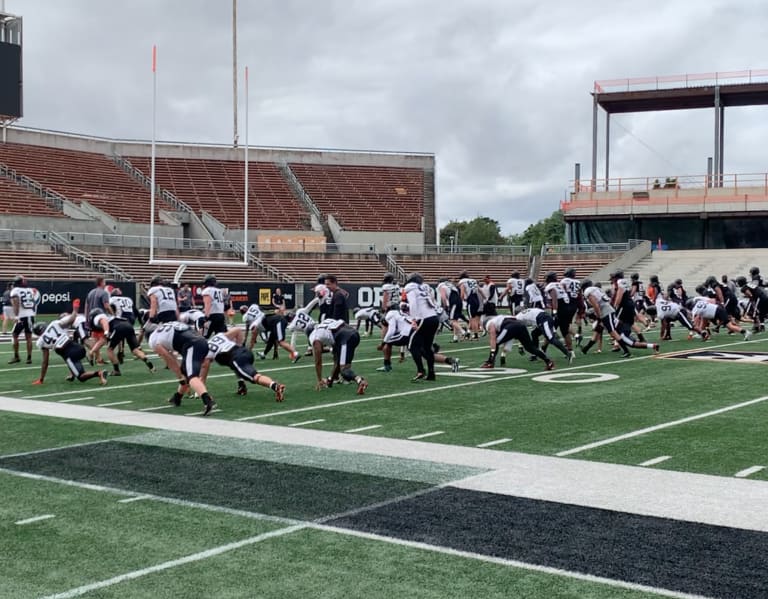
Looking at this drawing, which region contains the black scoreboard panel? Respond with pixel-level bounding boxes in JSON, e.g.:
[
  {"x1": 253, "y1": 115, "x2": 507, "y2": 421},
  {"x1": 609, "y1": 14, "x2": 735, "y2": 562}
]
[{"x1": 0, "y1": 40, "x2": 22, "y2": 118}]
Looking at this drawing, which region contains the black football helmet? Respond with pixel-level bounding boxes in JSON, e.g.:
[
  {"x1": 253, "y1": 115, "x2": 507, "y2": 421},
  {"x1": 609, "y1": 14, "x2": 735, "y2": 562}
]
[
  {"x1": 32, "y1": 322, "x2": 46, "y2": 336},
  {"x1": 382, "y1": 272, "x2": 394, "y2": 284},
  {"x1": 13, "y1": 274, "x2": 26, "y2": 287},
  {"x1": 203, "y1": 274, "x2": 217, "y2": 287},
  {"x1": 649, "y1": 275, "x2": 659, "y2": 284},
  {"x1": 407, "y1": 272, "x2": 424, "y2": 285},
  {"x1": 630, "y1": 273, "x2": 639, "y2": 281},
  {"x1": 510, "y1": 270, "x2": 520, "y2": 279},
  {"x1": 581, "y1": 279, "x2": 593, "y2": 289},
  {"x1": 750, "y1": 266, "x2": 760, "y2": 276},
  {"x1": 563, "y1": 268, "x2": 576, "y2": 279},
  {"x1": 545, "y1": 271, "x2": 557, "y2": 283},
  {"x1": 150, "y1": 275, "x2": 164, "y2": 287},
  {"x1": 705, "y1": 275, "x2": 718, "y2": 288}
]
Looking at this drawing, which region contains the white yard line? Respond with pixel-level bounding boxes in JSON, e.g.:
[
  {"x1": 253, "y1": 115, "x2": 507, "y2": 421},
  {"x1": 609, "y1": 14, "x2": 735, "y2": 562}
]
[
  {"x1": 638, "y1": 456, "x2": 672, "y2": 467},
  {"x1": 117, "y1": 495, "x2": 153, "y2": 504},
  {"x1": 407, "y1": 431, "x2": 445, "y2": 440},
  {"x1": 556, "y1": 396, "x2": 768, "y2": 457},
  {"x1": 39, "y1": 525, "x2": 307, "y2": 599},
  {"x1": 58, "y1": 397, "x2": 94, "y2": 403},
  {"x1": 15, "y1": 514, "x2": 55, "y2": 525},
  {"x1": 289, "y1": 419, "x2": 325, "y2": 427},
  {"x1": 734, "y1": 465, "x2": 765, "y2": 478},
  {"x1": 138, "y1": 404, "x2": 175, "y2": 412},
  {"x1": 476, "y1": 438, "x2": 512, "y2": 448},
  {"x1": 97, "y1": 401, "x2": 132, "y2": 407},
  {"x1": 344, "y1": 425, "x2": 382, "y2": 433}
]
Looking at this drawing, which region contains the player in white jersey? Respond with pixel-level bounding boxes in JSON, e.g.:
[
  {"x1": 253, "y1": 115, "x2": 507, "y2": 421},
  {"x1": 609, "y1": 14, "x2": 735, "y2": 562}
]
[
  {"x1": 32, "y1": 305, "x2": 107, "y2": 386},
  {"x1": 309, "y1": 318, "x2": 368, "y2": 394},
  {"x1": 109, "y1": 288, "x2": 136, "y2": 325},
  {"x1": 481, "y1": 314, "x2": 553, "y2": 370},
  {"x1": 655, "y1": 294, "x2": 706, "y2": 340},
  {"x1": 582, "y1": 279, "x2": 659, "y2": 357},
  {"x1": 436, "y1": 277, "x2": 466, "y2": 342},
  {"x1": 353, "y1": 306, "x2": 382, "y2": 336},
  {"x1": 458, "y1": 271, "x2": 482, "y2": 338},
  {"x1": 148, "y1": 321, "x2": 216, "y2": 415},
  {"x1": 239, "y1": 303, "x2": 265, "y2": 346},
  {"x1": 689, "y1": 296, "x2": 751, "y2": 339},
  {"x1": 376, "y1": 303, "x2": 459, "y2": 373},
  {"x1": 286, "y1": 307, "x2": 317, "y2": 355},
  {"x1": 87, "y1": 308, "x2": 156, "y2": 377},
  {"x1": 501, "y1": 270, "x2": 526, "y2": 315},
  {"x1": 313, "y1": 274, "x2": 333, "y2": 322},
  {"x1": 524, "y1": 278, "x2": 544, "y2": 309},
  {"x1": 380, "y1": 273, "x2": 401, "y2": 312},
  {"x1": 200, "y1": 328, "x2": 285, "y2": 401},
  {"x1": 544, "y1": 271, "x2": 574, "y2": 351},
  {"x1": 560, "y1": 267, "x2": 584, "y2": 346},
  {"x1": 404, "y1": 272, "x2": 441, "y2": 381},
  {"x1": 9, "y1": 275, "x2": 40, "y2": 364},
  {"x1": 147, "y1": 275, "x2": 179, "y2": 323},
  {"x1": 179, "y1": 308, "x2": 207, "y2": 332},
  {"x1": 515, "y1": 307, "x2": 573, "y2": 363},
  {"x1": 200, "y1": 274, "x2": 227, "y2": 338}
]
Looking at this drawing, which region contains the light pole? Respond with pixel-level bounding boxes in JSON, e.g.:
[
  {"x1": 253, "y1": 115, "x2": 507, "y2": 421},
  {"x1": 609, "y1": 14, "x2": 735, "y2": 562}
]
[{"x1": 232, "y1": 0, "x2": 238, "y2": 147}]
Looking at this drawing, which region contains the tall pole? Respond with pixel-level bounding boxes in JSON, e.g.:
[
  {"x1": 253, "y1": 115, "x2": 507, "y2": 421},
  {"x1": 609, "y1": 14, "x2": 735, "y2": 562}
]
[
  {"x1": 232, "y1": 0, "x2": 238, "y2": 147},
  {"x1": 150, "y1": 45, "x2": 157, "y2": 263},
  {"x1": 243, "y1": 66, "x2": 249, "y2": 261}
]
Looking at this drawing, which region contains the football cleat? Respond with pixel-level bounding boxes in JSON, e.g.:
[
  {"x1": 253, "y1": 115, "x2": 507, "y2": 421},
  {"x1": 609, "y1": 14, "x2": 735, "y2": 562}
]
[
  {"x1": 257, "y1": 352, "x2": 266, "y2": 360},
  {"x1": 274, "y1": 384, "x2": 285, "y2": 402},
  {"x1": 98, "y1": 371, "x2": 109, "y2": 385},
  {"x1": 653, "y1": 344, "x2": 660, "y2": 354},
  {"x1": 376, "y1": 365, "x2": 392, "y2": 372},
  {"x1": 545, "y1": 360, "x2": 555, "y2": 371},
  {"x1": 356, "y1": 378, "x2": 368, "y2": 395},
  {"x1": 291, "y1": 351, "x2": 301, "y2": 364},
  {"x1": 480, "y1": 362, "x2": 494, "y2": 369},
  {"x1": 25, "y1": 356, "x2": 32, "y2": 365},
  {"x1": 743, "y1": 329, "x2": 753, "y2": 341},
  {"x1": 203, "y1": 396, "x2": 216, "y2": 416},
  {"x1": 621, "y1": 351, "x2": 632, "y2": 359},
  {"x1": 8, "y1": 356, "x2": 20, "y2": 364},
  {"x1": 168, "y1": 393, "x2": 182, "y2": 406},
  {"x1": 568, "y1": 351, "x2": 576, "y2": 364},
  {"x1": 499, "y1": 356, "x2": 506, "y2": 366},
  {"x1": 411, "y1": 373, "x2": 426, "y2": 382},
  {"x1": 237, "y1": 380, "x2": 247, "y2": 396},
  {"x1": 451, "y1": 358, "x2": 460, "y2": 373},
  {"x1": 110, "y1": 370, "x2": 122, "y2": 377}
]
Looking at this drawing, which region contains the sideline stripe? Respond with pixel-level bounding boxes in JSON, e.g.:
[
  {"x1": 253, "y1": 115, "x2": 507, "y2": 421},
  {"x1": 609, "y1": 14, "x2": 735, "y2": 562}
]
[
  {"x1": 344, "y1": 425, "x2": 382, "y2": 433},
  {"x1": 39, "y1": 525, "x2": 306, "y2": 599},
  {"x1": 408, "y1": 431, "x2": 445, "y2": 440},
  {"x1": 98, "y1": 401, "x2": 132, "y2": 407},
  {"x1": 734, "y1": 465, "x2": 765, "y2": 478},
  {"x1": 477, "y1": 438, "x2": 512, "y2": 448},
  {"x1": 638, "y1": 456, "x2": 672, "y2": 467},
  {"x1": 556, "y1": 396, "x2": 768, "y2": 457},
  {"x1": 58, "y1": 397, "x2": 94, "y2": 403},
  {"x1": 15, "y1": 514, "x2": 55, "y2": 525},
  {"x1": 138, "y1": 405, "x2": 174, "y2": 412}
]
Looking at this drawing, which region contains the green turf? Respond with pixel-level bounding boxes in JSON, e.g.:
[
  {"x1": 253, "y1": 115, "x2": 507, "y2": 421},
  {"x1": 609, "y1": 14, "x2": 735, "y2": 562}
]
[{"x1": 0, "y1": 470, "x2": 283, "y2": 599}]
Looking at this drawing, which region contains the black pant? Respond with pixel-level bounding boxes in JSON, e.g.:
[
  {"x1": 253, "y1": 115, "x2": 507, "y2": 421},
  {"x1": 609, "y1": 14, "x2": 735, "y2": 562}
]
[{"x1": 409, "y1": 315, "x2": 439, "y2": 376}]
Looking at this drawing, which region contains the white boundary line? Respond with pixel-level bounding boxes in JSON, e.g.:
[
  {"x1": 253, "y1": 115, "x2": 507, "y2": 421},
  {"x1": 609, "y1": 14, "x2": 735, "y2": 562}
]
[
  {"x1": 408, "y1": 431, "x2": 445, "y2": 440},
  {"x1": 289, "y1": 419, "x2": 325, "y2": 427},
  {"x1": 734, "y1": 465, "x2": 765, "y2": 478},
  {"x1": 344, "y1": 425, "x2": 381, "y2": 433},
  {"x1": 477, "y1": 438, "x2": 512, "y2": 448},
  {"x1": 98, "y1": 401, "x2": 132, "y2": 407},
  {"x1": 638, "y1": 456, "x2": 672, "y2": 467},
  {"x1": 58, "y1": 397, "x2": 94, "y2": 403},
  {"x1": 556, "y1": 396, "x2": 768, "y2": 457},
  {"x1": 40, "y1": 525, "x2": 307, "y2": 599},
  {"x1": 15, "y1": 514, "x2": 55, "y2": 525}
]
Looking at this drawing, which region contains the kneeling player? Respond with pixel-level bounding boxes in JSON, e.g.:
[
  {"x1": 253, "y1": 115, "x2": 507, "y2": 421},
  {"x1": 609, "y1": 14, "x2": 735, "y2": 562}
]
[
  {"x1": 90, "y1": 309, "x2": 155, "y2": 376},
  {"x1": 353, "y1": 306, "x2": 382, "y2": 336},
  {"x1": 32, "y1": 310, "x2": 107, "y2": 386},
  {"x1": 310, "y1": 319, "x2": 368, "y2": 394},
  {"x1": 202, "y1": 329, "x2": 285, "y2": 402},
  {"x1": 481, "y1": 315, "x2": 554, "y2": 370},
  {"x1": 258, "y1": 313, "x2": 300, "y2": 362}
]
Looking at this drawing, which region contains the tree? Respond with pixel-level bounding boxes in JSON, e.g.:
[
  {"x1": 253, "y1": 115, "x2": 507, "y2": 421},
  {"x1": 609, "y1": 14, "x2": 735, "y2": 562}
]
[
  {"x1": 507, "y1": 210, "x2": 565, "y2": 253},
  {"x1": 439, "y1": 217, "x2": 505, "y2": 246}
]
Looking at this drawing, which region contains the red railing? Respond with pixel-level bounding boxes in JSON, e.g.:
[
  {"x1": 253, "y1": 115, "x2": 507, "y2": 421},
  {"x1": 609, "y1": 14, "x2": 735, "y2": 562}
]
[{"x1": 594, "y1": 69, "x2": 768, "y2": 93}]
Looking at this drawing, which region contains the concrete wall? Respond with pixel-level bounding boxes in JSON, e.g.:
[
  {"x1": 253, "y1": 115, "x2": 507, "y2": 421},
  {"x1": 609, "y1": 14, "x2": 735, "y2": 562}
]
[{"x1": 333, "y1": 230, "x2": 424, "y2": 253}]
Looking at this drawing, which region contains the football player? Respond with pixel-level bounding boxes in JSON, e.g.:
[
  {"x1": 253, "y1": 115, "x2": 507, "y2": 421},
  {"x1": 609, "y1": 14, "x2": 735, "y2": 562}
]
[
  {"x1": 655, "y1": 292, "x2": 707, "y2": 341},
  {"x1": 514, "y1": 306, "x2": 574, "y2": 363},
  {"x1": 689, "y1": 295, "x2": 752, "y2": 340},
  {"x1": 9, "y1": 275, "x2": 40, "y2": 364},
  {"x1": 201, "y1": 274, "x2": 227, "y2": 338},
  {"x1": 380, "y1": 272, "x2": 401, "y2": 313},
  {"x1": 88, "y1": 308, "x2": 156, "y2": 376},
  {"x1": 201, "y1": 328, "x2": 285, "y2": 401},
  {"x1": 404, "y1": 272, "x2": 441, "y2": 381},
  {"x1": 310, "y1": 318, "x2": 368, "y2": 394},
  {"x1": 148, "y1": 321, "x2": 216, "y2": 415},
  {"x1": 32, "y1": 302, "x2": 107, "y2": 386},
  {"x1": 353, "y1": 306, "x2": 382, "y2": 336},
  {"x1": 257, "y1": 313, "x2": 301, "y2": 362},
  {"x1": 240, "y1": 303, "x2": 265, "y2": 347},
  {"x1": 502, "y1": 270, "x2": 526, "y2": 315},
  {"x1": 458, "y1": 271, "x2": 482, "y2": 339},
  {"x1": 147, "y1": 275, "x2": 179, "y2": 323},
  {"x1": 481, "y1": 314, "x2": 553, "y2": 370},
  {"x1": 524, "y1": 278, "x2": 545, "y2": 310},
  {"x1": 436, "y1": 277, "x2": 466, "y2": 342}
]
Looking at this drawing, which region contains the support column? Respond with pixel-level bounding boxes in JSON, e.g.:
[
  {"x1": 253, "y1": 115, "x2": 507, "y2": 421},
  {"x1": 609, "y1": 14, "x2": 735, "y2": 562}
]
[
  {"x1": 718, "y1": 105, "x2": 725, "y2": 183},
  {"x1": 591, "y1": 94, "x2": 598, "y2": 191},
  {"x1": 713, "y1": 87, "x2": 721, "y2": 187},
  {"x1": 604, "y1": 113, "x2": 611, "y2": 191}
]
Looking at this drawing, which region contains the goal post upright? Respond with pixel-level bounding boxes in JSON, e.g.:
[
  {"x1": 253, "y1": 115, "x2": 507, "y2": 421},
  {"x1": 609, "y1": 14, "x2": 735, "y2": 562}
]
[{"x1": 147, "y1": 49, "x2": 251, "y2": 270}]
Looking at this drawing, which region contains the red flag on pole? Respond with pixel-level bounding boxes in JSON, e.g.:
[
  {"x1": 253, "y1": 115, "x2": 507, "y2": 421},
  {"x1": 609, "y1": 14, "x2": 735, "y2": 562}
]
[{"x1": 152, "y1": 45, "x2": 157, "y2": 73}]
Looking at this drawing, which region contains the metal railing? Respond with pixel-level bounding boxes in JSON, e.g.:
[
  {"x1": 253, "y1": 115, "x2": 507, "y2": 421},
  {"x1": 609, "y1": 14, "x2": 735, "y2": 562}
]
[
  {"x1": 541, "y1": 240, "x2": 646, "y2": 255},
  {"x1": 0, "y1": 162, "x2": 66, "y2": 212},
  {"x1": 569, "y1": 172, "x2": 768, "y2": 196},
  {"x1": 594, "y1": 69, "x2": 768, "y2": 93},
  {"x1": 232, "y1": 240, "x2": 293, "y2": 283},
  {"x1": 112, "y1": 155, "x2": 196, "y2": 215},
  {"x1": 421, "y1": 244, "x2": 531, "y2": 256},
  {"x1": 48, "y1": 231, "x2": 133, "y2": 280}
]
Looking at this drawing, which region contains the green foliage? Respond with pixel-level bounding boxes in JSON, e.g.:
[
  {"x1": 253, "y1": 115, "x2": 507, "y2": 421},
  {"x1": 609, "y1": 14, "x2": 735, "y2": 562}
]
[
  {"x1": 507, "y1": 210, "x2": 565, "y2": 252},
  {"x1": 439, "y1": 217, "x2": 505, "y2": 246}
]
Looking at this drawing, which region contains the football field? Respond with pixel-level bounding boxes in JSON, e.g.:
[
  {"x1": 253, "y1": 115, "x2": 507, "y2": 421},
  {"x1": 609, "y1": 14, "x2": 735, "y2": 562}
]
[{"x1": 1, "y1": 325, "x2": 767, "y2": 598}]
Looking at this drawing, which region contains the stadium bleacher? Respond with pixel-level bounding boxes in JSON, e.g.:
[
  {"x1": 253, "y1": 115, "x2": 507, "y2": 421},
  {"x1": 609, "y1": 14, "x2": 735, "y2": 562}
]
[
  {"x1": 258, "y1": 253, "x2": 387, "y2": 283},
  {"x1": 289, "y1": 164, "x2": 424, "y2": 232},
  {"x1": 0, "y1": 143, "x2": 158, "y2": 222},
  {"x1": 0, "y1": 177, "x2": 64, "y2": 217},
  {"x1": 0, "y1": 248, "x2": 99, "y2": 280},
  {"x1": 395, "y1": 255, "x2": 529, "y2": 285},
  {"x1": 126, "y1": 157, "x2": 309, "y2": 230},
  {"x1": 537, "y1": 253, "x2": 622, "y2": 283}
]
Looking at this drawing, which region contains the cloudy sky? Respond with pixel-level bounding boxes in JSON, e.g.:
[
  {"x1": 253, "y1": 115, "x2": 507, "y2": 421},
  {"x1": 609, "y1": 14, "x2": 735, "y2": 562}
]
[{"x1": 7, "y1": 0, "x2": 768, "y2": 236}]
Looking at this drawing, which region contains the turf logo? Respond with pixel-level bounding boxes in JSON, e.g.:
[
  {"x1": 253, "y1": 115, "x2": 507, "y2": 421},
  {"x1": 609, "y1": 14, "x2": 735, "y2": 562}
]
[{"x1": 663, "y1": 350, "x2": 768, "y2": 364}]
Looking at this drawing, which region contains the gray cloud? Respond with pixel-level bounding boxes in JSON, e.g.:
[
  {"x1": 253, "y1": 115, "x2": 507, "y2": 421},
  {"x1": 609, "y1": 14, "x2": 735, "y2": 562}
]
[{"x1": 9, "y1": 0, "x2": 768, "y2": 236}]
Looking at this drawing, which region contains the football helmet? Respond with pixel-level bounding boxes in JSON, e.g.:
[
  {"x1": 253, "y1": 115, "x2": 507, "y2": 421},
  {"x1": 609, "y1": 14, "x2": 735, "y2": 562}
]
[
  {"x1": 203, "y1": 274, "x2": 217, "y2": 287},
  {"x1": 32, "y1": 322, "x2": 46, "y2": 336},
  {"x1": 545, "y1": 271, "x2": 557, "y2": 283},
  {"x1": 563, "y1": 268, "x2": 576, "y2": 279}
]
